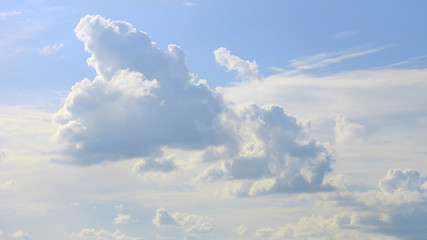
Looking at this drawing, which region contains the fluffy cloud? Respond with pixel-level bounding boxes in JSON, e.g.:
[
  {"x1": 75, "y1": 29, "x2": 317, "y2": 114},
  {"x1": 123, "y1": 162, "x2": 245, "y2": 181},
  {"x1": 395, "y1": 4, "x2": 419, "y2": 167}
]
[
  {"x1": 77, "y1": 228, "x2": 139, "y2": 240},
  {"x1": 54, "y1": 15, "x2": 226, "y2": 164},
  {"x1": 54, "y1": 15, "x2": 333, "y2": 196},
  {"x1": 246, "y1": 168, "x2": 427, "y2": 240},
  {"x1": 252, "y1": 213, "x2": 396, "y2": 240},
  {"x1": 214, "y1": 47, "x2": 263, "y2": 82},
  {"x1": 334, "y1": 115, "x2": 365, "y2": 143},
  {"x1": 379, "y1": 168, "x2": 422, "y2": 192},
  {"x1": 153, "y1": 207, "x2": 212, "y2": 238},
  {"x1": 200, "y1": 104, "x2": 334, "y2": 196},
  {"x1": 113, "y1": 213, "x2": 132, "y2": 225}
]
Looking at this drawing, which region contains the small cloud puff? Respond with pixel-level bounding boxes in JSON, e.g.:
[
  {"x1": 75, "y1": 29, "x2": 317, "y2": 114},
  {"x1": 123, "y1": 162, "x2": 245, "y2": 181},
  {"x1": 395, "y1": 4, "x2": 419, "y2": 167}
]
[
  {"x1": 214, "y1": 47, "x2": 263, "y2": 82},
  {"x1": 334, "y1": 115, "x2": 365, "y2": 143},
  {"x1": 39, "y1": 43, "x2": 63, "y2": 55},
  {"x1": 379, "y1": 168, "x2": 422, "y2": 192},
  {"x1": 114, "y1": 213, "x2": 133, "y2": 225},
  {"x1": 153, "y1": 207, "x2": 212, "y2": 237}
]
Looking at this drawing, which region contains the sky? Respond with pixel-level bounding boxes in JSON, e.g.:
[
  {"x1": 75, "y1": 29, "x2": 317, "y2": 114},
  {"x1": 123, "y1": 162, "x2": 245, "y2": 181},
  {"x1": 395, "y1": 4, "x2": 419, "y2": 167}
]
[{"x1": 1, "y1": 0, "x2": 427, "y2": 239}]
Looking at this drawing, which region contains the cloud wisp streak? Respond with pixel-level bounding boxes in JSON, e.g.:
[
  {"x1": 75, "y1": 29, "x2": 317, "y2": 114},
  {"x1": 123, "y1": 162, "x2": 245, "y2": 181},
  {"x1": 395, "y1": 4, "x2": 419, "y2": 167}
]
[{"x1": 284, "y1": 45, "x2": 392, "y2": 75}]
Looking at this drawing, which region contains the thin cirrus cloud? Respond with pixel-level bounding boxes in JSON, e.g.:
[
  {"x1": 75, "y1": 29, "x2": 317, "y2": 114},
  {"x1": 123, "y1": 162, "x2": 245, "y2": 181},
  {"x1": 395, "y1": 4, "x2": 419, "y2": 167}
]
[
  {"x1": 0, "y1": 10, "x2": 21, "y2": 17},
  {"x1": 333, "y1": 30, "x2": 359, "y2": 39},
  {"x1": 53, "y1": 14, "x2": 334, "y2": 195},
  {"x1": 39, "y1": 43, "x2": 63, "y2": 55},
  {"x1": 284, "y1": 45, "x2": 392, "y2": 74}
]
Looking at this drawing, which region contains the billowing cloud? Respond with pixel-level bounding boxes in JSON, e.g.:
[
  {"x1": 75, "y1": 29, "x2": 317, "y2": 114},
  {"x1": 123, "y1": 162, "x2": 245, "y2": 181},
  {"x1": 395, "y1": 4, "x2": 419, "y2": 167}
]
[
  {"x1": 77, "y1": 228, "x2": 139, "y2": 240},
  {"x1": 53, "y1": 15, "x2": 226, "y2": 164},
  {"x1": 199, "y1": 104, "x2": 334, "y2": 196},
  {"x1": 153, "y1": 207, "x2": 212, "y2": 238},
  {"x1": 214, "y1": 47, "x2": 263, "y2": 82},
  {"x1": 53, "y1": 15, "x2": 333, "y2": 195},
  {"x1": 379, "y1": 168, "x2": 422, "y2": 192}
]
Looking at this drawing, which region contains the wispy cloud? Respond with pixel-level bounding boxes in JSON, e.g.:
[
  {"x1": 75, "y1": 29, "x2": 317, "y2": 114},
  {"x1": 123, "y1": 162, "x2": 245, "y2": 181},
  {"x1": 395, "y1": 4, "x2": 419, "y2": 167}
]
[
  {"x1": 39, "y1": 43, "x2": 63, "y2": 55},
  {"x1": 333, "y1": 30, "x2": 358, "y2": 39},
  {"x1": 0, "y1": 10, "x2": 21, "y2": 17},
  {"x1": 374, "y1": 55, "x2": 427, "y2": 69},
  {"x1": 182, "y1": 2, "x2": 198, "y2": 7},
  {"x1": 0, "y1": 180, "x2": 15, "y2": 190},
  {"x1": 285, "y1": 45, "x2": 392, "y2": 74}
]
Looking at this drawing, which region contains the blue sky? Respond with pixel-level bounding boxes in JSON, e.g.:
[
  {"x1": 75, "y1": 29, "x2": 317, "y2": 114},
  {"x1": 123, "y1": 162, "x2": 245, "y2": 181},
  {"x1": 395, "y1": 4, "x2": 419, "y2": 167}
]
[{"x1": 1, "y1": 1, "x2": 427, "y2": 240}]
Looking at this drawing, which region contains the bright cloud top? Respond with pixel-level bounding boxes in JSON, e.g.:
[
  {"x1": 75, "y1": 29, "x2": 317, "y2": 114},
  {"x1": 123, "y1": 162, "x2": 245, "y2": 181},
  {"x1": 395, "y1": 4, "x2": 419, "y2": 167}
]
[
  {"x1": 214, "y1": 47, "x2": 263, "y2": 82},
  {"x1": 52, "y1": 15, "x2": 333, "y2": 195}
]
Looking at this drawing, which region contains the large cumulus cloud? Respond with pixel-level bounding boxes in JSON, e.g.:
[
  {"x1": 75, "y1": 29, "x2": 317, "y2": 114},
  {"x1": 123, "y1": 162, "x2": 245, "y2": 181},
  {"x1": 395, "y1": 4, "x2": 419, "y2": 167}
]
[
  {"x1": 53, "y1": 15, "x2": 333, "y2": 194},
  {"x1": 53, "y1": 15, "x2": 227, "y2": 164}
]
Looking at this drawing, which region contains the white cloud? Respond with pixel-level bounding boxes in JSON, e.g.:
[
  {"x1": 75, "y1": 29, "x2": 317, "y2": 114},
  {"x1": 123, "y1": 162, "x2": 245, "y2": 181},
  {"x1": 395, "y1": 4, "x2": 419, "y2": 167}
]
[
  {"x1": 114, "y1": 203, "x2": 124, "y2": 212},
  {"x1": 286, "y1": 45, "x2": 391, "y2": 74},
  {"x1": 333, "y1": 30, "x2": 358, "y2": 39},
  {"x1": 0, "y1": 180, "x2": 15, "y2": 190},
  {"x1": 182, "y1": 2, "x2": 198, "y2": 7},
  {"x1": 114, "y1": 213, "x2": 132, "y2": 225},
  {"x1": 153, "y1": 207, "x2": 212, "y2": 238},
  {"x1": 214, "y1": 47, "x2": 263, "y2": 82},
  {"x1": 68, "y1": 202, "x2": 80, "y2": 207},
  {"x1": 132, "y1": 157, "x2": 175, "y2": 173},
  {"x1": 220, "y1": 68, "x2": 427, "y2": 187},
  {"x1": 255, "y1": 213, "x2": 386, "y2": 240},
  {"x1": 39, "y1": 43, "x2": 63, "y2": 55},
  {"x1": 237, "y1": 224, "x2": 248, "y2": 238},
  {"x1": 77, "y1": 228, "x2": 139, "y2": 240},
  {"x1": 10, "y1": 230, "x2": 31, "y2": 239},
  {"x1": 334, "y1": 115, "x2": 365, "y2": 143},
  {"x1": 54, "y1": 15, "x2": 225, "y2": 164},
  {"x1": 379, "y1": 168, "x2": 422, "y2": 192},
  {"x1": 255, "y1": 227, "x2": 274, "y2": 238},
  {"x1": 153, "y1": 207, "x2": 178, "y2": 227},
  {"x1": 0, "y1": 10, "x2": 22, "y2": 17},
  {"x1": 53, "y1": 15, "x2": 334, "y2": 196}
]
